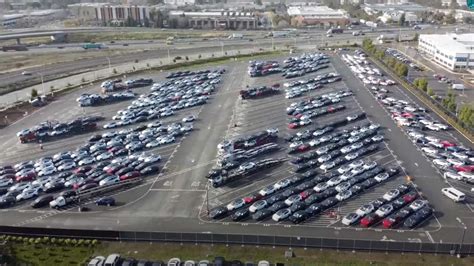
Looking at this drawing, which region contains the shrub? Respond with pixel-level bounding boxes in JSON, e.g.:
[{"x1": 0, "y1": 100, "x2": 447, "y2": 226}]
[
  {"x1": 51, "y1": 238, "x2": 57, "y2": 244},
  {"x1": 112, "y1": 68, "x2": 118, "y2": 74},
  {"x1": 29, "y1": 238, "x2": 35, "y2": 245},
  {"x1": 42, "y1": 236, "x2": 50, "y2": 244},
  {"x1": 84, "y1": 240, "x2": 91, "y2": 246},
  {"x1": 91, "y1": 239, "x2": 99, "y2": 246},
  {"x1": 134, "y1": 59, "x2": 139, "y2": 63},
  {"x1": 64, "y1": 239, "x2": 71, "y2": 246},
  {"x1": 77, "y1": 239, "x2": 84, "y2": 246},
  {"x1": 31, "y1": 88, "x2": 38, "y2": 99},
  {"x1": 71, "y1": 239, "x2": 78, "y2": 246}
]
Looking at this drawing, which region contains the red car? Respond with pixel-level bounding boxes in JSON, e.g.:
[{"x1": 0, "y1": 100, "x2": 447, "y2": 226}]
[
  {"x1": 454, "y1": 165, "x2": 474, "y2": 173},
  {"x1": 360, "y1": 213, "x2": 380, "y2": 227},
  {"x1": 288, "y1": 123, "x2": 299, "y2": 129},
  {"x1": 15, "y1": 171, "x2": 36, "y2": 182},
  {"x1": 402, "y1": 191, "x2": 418, "y2": 203},
  {"x1": 401, "y1": 112, "x2": 414, "y2": 118},
  {"x1": 391, "y1": 112, "x2": 401, "y2": 118},
  {"x1": 382, "y1": 208, "x2": 412, "y2": 229},
  {"x1": 243, "y1": 193, "x2": 263, "y2": 204},
  {"x1": 119, "y1": 171, "x2": 141, "y2": 181},
  {"x1": 294, "y1": 113, "x2": 303, "y2": 119},
  {"x1": 300, "y1": 189, "x2": 314, "y2": 200},
  {"x1": 106, "y1": 165, "x2": 124, "y2": 175},
  {"x1": 441, "y1": 140, "x2": 456, "y2": 148},
  {"x1": 74, "y1": 166, "x2": 93, "y2": 174}
]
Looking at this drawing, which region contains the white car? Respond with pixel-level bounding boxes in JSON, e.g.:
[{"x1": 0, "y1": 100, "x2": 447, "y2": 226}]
[
  {"x1": 421, "y1": 147, "x2": 438, "y2": 155},
  {"x1": 146, "y1": 140, "x2": 161, "y2": 148},
  {"x1": 309, "y1": 139, "x2": 321, "y2": 147},
  {"x1": 327, "y1": 176, "x2": 342, "y2": 187},
  {"x1": 340, "y1": 171, "x2": 355, "y2": 181},
  {"x1": 249, "y1": 200, "x2": 268, "y2": 213},
  {"x1": 37, "y1": 166, "x2": 57, "y2": 177},
  {"x1": 426, "y1": 124, "x2": 441, "y2": 131},
  {"x1": 274, "y1": 179, "x2": 291, "y2": 190},
  {"x1": 363, "y1": 161, "x2": 377, "y2": 170},
  {"x1": 272, "y1": 208, "x2": 292, "y2": 222},
  {"x1": 78, "y1": 157, "x2": 95, "y2": 166},
  {"x1": 0, "y1": 178, "x2": 14, "y2": 187},
  {"x1": 374, "y1": 172, "x2": 389, "y2": 182},
  {"x1": 99, "y1": 175, "x2": 120, "y2": 186},
  {"x1": 96, "y1": 152, "x2": 113, "y2": 161},
  {"x1": 337, "y1": 165, "x2": 352, "y2": 174},
  {"x1": 447, "y1": 158, "x2": 464, "y2": 166},
  {"x1": 443, "y1": 171, "x2": 463, "y2": 181},
  {"x1": 103, "y1": 122, "x2": 120, "y2": 129},
  {"x1": 351, "y1": 167, "x2": 365, "y2": 176},
  {"x1": 8, "y1": 182, "x2": 30, "y2": 192},
  {"x1": 425, "y1": 136, "x2": 440, "y2": 143},
  {"x1": 345, "y1": 152, "x2": 359, "y2": 161},
  {"x1": 383, "y1": 189, "x2": 400, "y2": 201},
  {"x1": 433, "y1": 159, "x2": 450, "y2": 168},
  {"x1": 58, "y1": 161, "x2": 77, "y2": 171},
  {"x1": 226, "y1": 199, "x2": 245, "y2": 211},
  {"x1": 259, "y1": 185, "x2": 276, "y2": 196},
  {"x1": 285, "y1": 194, "x2": 302, "y2": 206},
  {"x1": 313, "y1": 182, "x2": 329, "y2": 192},
  {"x1": 459, "y1": 171, "x2": 474, "y2": 180},
  {"x1": 409, "y1": 200, "x2": 427, "y2": 211},
  {"x1": 335, "y1": 182, "x2": 351, "y2": 192},
  {"x1": 375, "y1": 204, "x2": 394, "y2": 217},
  {"x1": 16, "y1": 188, "x2": 40, "y2": 201},
  {"x1": 239, "y1": 162, "x2": 255, "y2": 171},
  {"x1": 452, "y1": 152, "x2": 469, "y2": 161},
  {"x1": 349, "y1": 160, "x2": 364, "y2": 169},
  {"x1": 434, "y1": 123, "x2": 448, "y2": 130},
  {"x1": 160, "y1": 136, "x2": 175, "y2": 144},
  {"x1": 336, "y1": 190, "x2": 352, "y2": 201},
  {"x1": 320, "y1": 161, "x2": 336, "y2": 171},
  {"x1": 144, "y1": 155, "x2": 162, "y2": 163},
  {"x1": 290, "y1": 141, "x2": 303, "y2": 148},
  {"x1": 356, "y1": 204, "x2": 374, "y2": 217},
  {"x1": 341, "y1": 212, "x2": 360, "y2": 226},
  {"x1": 182, "y1": 115, "x2": 196, "y2": 123}
]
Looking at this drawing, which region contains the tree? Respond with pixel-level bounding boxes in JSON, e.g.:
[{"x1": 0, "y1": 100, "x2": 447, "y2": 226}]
[
  {"x1": 414, "y1": 78, "x2": 428, "y2": 92},
  {"x1": 399, "y1": 13, "x2": 406, "y2": 26},
  {"x1": 254, "y1": 0, "x2": 263, "y2": 5},
  {"x1": 31, "y1": 88, "x2": 38, "y2": 99},
  {"x1": 147, "y1": 0, "x2": 164, "y2": 4},
  {"x1": 427, "y1": 87, "x2": 435, "y2": 96},
  {"x1": 457, "y1": 104, "x2": 474, "y2": 128},
  {"x1": 442, "y1": 89, "x2": 457, "y2": 113},
  {"x1": 445, "y1": 12, "x2": 456, "y2": 24}
]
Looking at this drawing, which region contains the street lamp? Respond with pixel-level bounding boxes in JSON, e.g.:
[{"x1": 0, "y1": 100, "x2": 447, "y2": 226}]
[
  {"x1": 206, "y1": 179, "x2": 211, "y2": 215},
  {"x1": 106, "y1": 56, "x2": 111, "y2": 71},
  {"x1": 34, "y1": 72, "x2": 45, "y2": 96},
  {"x1": 220, "y1": 41, "x2": 224, "y2": 56},
  {"x1": 456, "y1": 217, "x2": 467, "y2": 257}
]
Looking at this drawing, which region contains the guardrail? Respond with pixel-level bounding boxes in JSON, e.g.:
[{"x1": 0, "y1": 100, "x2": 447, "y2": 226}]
[{"x1": 0, "y1": 226, "x2": 472, "y2": 255}]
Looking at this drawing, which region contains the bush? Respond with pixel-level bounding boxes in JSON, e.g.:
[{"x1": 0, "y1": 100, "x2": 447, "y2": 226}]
[
  {"x1": 91, "y1": 239, "x2": 99, "y2": 246},
  {"x1": 64, "y1": 239, "x2": 71, "y2": 246},
  {"x1": 84, "y1": 240, "x2": 91, "y2": 246},
  {"x1": 71, "y1": 239, "x2": 78, "y2": 246},
  {"x1": 427, "y1": 87, "x2": 435, "y2": 96},
  {"x1": 112, "y1": 68, "x2": 118, "y2": 74},
  {"x1": 10, "y1": 236, "x2": 17, "y2": 242},
  {"x1": 57, "y1": 238, "x2": 64, "y2": 244},
  {"x1": 51, "y1": 238, "x2": 57, "y2": 244},
  {"x1": 34, "y1": 238, "x2": 41, "y2": 244},
  {"x1": 42, "y1": 236, "x2": 50, "y2": 244},
  {"x1": 134, "y1": 59, "x2": 139, "y2": 63},
  {"x1": 29, "y1": 238, "x2": 35, "y2": 245},
  {"x1": 81, "y1": 77, "x2": 86, "y2": 83},
  {"x1": 31, "y1": 88, "x2": 38, "y2": 99},
  {"x1": 77, "y1": 239, "x2": 84, "y2": 246}
]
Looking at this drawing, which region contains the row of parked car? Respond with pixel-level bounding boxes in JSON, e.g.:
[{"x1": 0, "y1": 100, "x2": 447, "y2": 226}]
[
  {"x1": 282, "y1": 53, "x2": 330, "y2": 79},
  {"x1": 385, "y1": 48, "x2": 422, "y2": 71},
  {"x1": 342, "y1": 52, "x2": 474, "y2": 187},
  {"x1": 0, "y1": 152, "x2": 161, "y2": 208},
  {"x1": 16, "y1": 116, "x2": 102, "y2": 143},
  {"x1": 248, "y1": 60, "x2": 281, "y2": 77},
  {"x1": 342, "y1": 184, "x2": 432, "y2": 229},
  {"x1": 104, "y1": 70, "x2": 223, "y2": 129},
  {"x1": 76, "y1": 91, "x2": 136, "y2": 107},
  {"x1": 284, "y1": 72, "x2": 341, "y2": 99}
]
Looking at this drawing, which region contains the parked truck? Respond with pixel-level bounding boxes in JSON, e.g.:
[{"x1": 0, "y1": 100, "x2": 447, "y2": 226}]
[
  {"x1": 217, "y1": 128, "x2": 279, "y2": 154},
  {"x1": 327, "y1": 28, "x2": 344, "y2": 34},
  {"x1": 49, "y1": 196, "x2": 76, "y2": 208},
  {"x1": 209, "y1": 158, "x2": 286, "y2": 187}
]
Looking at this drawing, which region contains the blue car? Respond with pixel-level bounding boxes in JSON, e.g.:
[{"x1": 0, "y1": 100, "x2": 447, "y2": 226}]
[{"x1": 95, "y1": 197, "x2": 115, "y2": 206}]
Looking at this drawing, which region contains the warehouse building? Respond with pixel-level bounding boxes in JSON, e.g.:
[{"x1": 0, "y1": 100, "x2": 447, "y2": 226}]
[
  {"x1": 418, "y1": 33, "x2": 474, "y2": 71},
  {"x1": 287, "y1": 6, "x2": 349, "y2": 27}
]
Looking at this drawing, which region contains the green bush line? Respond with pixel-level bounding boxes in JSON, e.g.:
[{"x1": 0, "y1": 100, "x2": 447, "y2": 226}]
[{"x1": 365, "y1": 49, "x2": 474, "y2": 143}]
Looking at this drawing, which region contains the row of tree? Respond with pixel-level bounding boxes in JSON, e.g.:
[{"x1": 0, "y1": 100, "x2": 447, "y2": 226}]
[{"x1": 362, "y1": 39, "x2": 408, "y2": 78}]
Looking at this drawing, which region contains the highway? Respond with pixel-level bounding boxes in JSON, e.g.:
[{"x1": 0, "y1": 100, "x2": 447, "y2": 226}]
[{"x1": 0, "y1": 25, "x2": 464, "y2": 95}]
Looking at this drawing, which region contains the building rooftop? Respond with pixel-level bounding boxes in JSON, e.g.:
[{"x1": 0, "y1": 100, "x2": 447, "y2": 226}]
[
  {"x1": 363, "y1": 3, "x2": 426, "y2": 13},
  {"x1": 287, "y1": 6, "x2": 347, "y2": 18},
  {"x1": 420, "y1": 33, "x2": 474, "y2": 54}
]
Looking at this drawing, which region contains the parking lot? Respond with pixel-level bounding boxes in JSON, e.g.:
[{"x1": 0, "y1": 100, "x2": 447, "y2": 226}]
[{"x1": 0, "y1": 50, "x2": 472, "y2": 244}]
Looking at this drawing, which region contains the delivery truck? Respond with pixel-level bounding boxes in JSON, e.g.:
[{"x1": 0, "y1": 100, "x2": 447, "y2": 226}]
[{"x1": 452, "y1": 84, "x2": 465, "y2": 91}]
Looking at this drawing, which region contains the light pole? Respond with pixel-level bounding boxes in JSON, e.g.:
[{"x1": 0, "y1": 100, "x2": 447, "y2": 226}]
[
  {"x1": 106, "y1": 56, "x2": 111, "y2": 71},
  {"x1": 206, "y1": 179, "x2": 211, "y2": 215},
  {"x1": 220, "y1": 41, "x2": 224, "y2": 56},
  {"x1": 167, "y1": 48, "x2": 171, "y2": 63},
  {"x1": 34, "y1": 72, "x2": 45, "y2": 96},
  {"x1": 456, "y1": 217, "x2": 467, "y2": 257}
]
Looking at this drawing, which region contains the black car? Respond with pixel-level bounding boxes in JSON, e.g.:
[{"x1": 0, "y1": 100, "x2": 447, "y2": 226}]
[
  {"x1": 140, "y1": 166, "x2": 160, "y2": 175},
  {"x1": 266, "y1": 193, "x2": 286, "y2": 205},
  {"x1": 403, "y1": 206, "x2": 433, "y2": 228},
  {"x1": 0, "y1": 196, "x2": 15, "y2": 208},
  {"x1": 252, "y1": 209, "x2": 273, "y2": 221},
  {"x1": 296, "y1": 180, "x2": 316, "y2": 191},
  {"x1": 135, "y1": 162, "x2": 152, "y2": 171},
  {"x1": 44, "y1": 182, "x2": 65, "y2": 193},
  {"x1": 289, "y1": 210, "x2": 308, "y2": 224},
  {"x1": 209, "y1": 206, "x2": 228, "y2": 219},
  {"x1": 290, "y1": 201, "x2": 306, "y2": 213},
  {"x1": 320, "y1": 197, "x2": 338, "y2": 210},
  {"x1": 350, "y1": 184, "x2": 363, "y2": 195},
  {"x1": 397, "y1": 184, "x2": 411, "y2": 194},
  {"x1": 231, "y1": 208, "x2": 250, "y2": 221},
  {"x1": 282, "y1": 188, "x2": 299, "y2": 198},
  {"x1": 268, "y1": 201, "x2": 287, "y2": 212},
  {"x1": 321, "y1": 187, "x2": 337, "y2": 198},
  {"x1": 31, "y1": 195, "x2": 54, "y2": 208},
  {"x1": 301, "y1": 169, "x2": 318, "y2": 179},
  {"x1": 59, "y1": 190, "x2": 77, "y2": 199},
  {"x1": 361, "y1": 178, "x2": 377, "y2": 189},
  {"x1": 0, "y1": 188, "x2": 8, "y2": 196},
  {"x1": 305, "y1": 203, "x2": 322, "y2": 216},
  {"x1": 392, "y1": 198, "x2": 406, "y2": 210},
  {"x1": 370, "y1": 198, "x2": 386, "y2": 209},
  {"x1": 116, "y1": 167, "x2": 134, "y2": 176},
  {"x1": 305, "y1": 193, "x2": 323, "y2": 205}
]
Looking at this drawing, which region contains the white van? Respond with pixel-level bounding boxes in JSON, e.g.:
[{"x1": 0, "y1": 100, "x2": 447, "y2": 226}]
[{"x1": 441, "y1": 187, "x2": 465, "y2": 202}]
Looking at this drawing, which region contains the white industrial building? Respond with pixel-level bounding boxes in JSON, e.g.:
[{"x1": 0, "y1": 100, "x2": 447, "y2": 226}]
[{"x1": 418, "y1": 33, "x2": 474, "y2": 71}]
